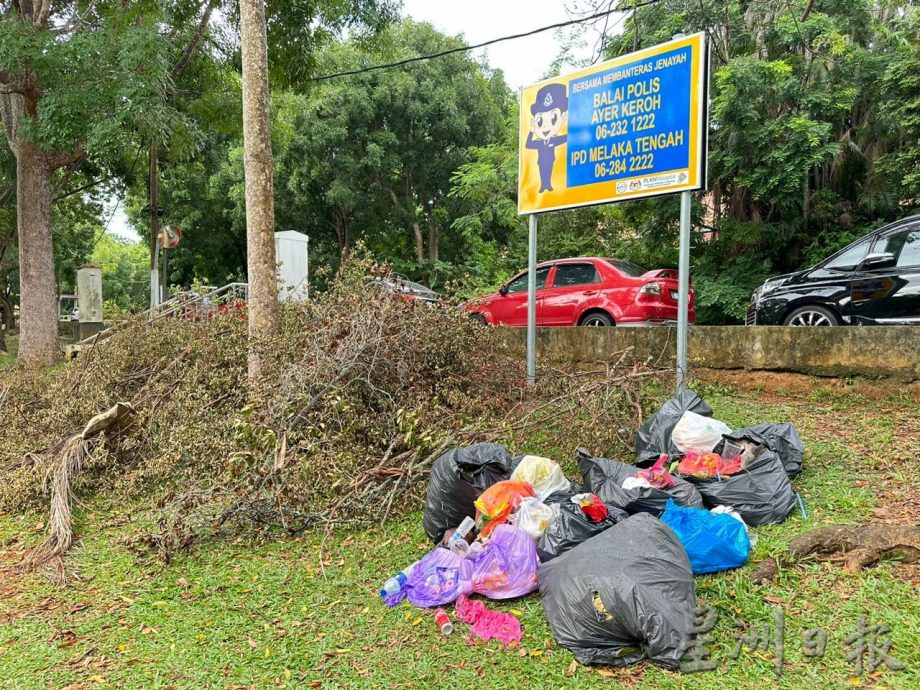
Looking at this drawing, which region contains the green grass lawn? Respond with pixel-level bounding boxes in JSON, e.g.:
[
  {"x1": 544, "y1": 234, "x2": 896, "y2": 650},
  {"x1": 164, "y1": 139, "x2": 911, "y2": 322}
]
[
  {"x1": 0, "y1": 333, "x2": 15, "y2": 369},
  {"x1": 1, "y1": 378, "x2": 918, "y2": 689}
]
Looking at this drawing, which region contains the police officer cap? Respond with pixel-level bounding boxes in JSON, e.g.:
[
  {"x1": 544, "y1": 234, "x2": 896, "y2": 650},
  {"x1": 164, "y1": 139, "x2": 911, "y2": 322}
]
[{"x1": 531, "y1": 83, "x2": 568, "y2": 115}]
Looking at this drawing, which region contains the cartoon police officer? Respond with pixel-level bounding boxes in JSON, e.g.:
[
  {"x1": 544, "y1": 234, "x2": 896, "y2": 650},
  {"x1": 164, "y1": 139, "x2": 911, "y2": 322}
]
[{"x1": 525, "y1": 83, "x2": 568, "y2": 193}]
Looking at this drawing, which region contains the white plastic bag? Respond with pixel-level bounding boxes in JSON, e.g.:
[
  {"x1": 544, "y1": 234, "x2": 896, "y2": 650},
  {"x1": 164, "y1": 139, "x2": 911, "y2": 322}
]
[
  {"x1": 622, "y1": 476, "x2": 652, "y2": 491},
  {"x1": 511, "y1": 455, "x2": 570, "y2": 501},
  {"x1": 510, "y1": 497, "x2": 557, "y2": 539},
  {"x1": 671, "y1": 411, "x2": 731, "y2": 454}
]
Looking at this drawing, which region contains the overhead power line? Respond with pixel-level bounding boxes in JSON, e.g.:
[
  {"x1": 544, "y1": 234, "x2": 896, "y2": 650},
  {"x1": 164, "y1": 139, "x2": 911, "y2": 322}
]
[{"x1": 305, "y1": 0, "x2": 660, "y2": 83}]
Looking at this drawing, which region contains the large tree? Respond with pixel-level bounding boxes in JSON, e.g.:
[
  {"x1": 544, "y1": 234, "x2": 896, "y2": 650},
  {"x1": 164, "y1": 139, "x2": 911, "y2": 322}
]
[
  {"x1": 276, "y1": 20, "x2": 509, "y2": 282},
  {"x1": 0, "y1": 2, "x2": 171, "y2": 364}
]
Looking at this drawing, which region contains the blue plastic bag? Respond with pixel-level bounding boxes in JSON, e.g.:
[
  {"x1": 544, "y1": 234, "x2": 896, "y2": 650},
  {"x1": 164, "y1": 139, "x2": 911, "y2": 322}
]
[{"x1": 660, "y1": 499, "x2": 750, "y2": 574}]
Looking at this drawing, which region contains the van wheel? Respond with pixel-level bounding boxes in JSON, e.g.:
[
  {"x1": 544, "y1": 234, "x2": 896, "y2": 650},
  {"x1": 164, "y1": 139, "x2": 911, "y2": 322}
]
[
  {"x1": 783, "y1": 305, "x2": 839, "y2": 327},
  {"x1": 579, "y1": 311, "x2": 614, "y2": 327}
]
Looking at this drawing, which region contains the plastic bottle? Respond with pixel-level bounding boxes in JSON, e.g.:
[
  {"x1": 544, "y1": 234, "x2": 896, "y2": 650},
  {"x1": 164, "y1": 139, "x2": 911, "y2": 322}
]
[
  {"x1": 379, "y1": 561, "x2": 417, "y2": 598},
  {"x1": 447, "y1": 516, "x2": 475, "y2": 555}
]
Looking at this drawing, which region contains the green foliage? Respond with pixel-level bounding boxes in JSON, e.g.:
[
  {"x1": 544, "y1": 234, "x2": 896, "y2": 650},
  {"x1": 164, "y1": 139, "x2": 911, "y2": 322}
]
[
  {"x1": 89, "y1": 232, "x2": 149, "y2": 314},
  {"x1": 0, "y1": 6, "x2": 172, "y2": 156}
]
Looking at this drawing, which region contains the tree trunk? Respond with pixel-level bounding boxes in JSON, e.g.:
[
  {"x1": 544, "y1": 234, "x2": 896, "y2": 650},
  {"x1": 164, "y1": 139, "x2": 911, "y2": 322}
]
[
  {"x1": 240, "y1": 0, "x2": 280, "y2": 384},
  {"x1": 412, "y1": 221, "x2": 424, "y2": 263},
  {"x1": 427, "y1": 217, "x2": 438, "y2": 264},
  {"x1": 15, "y1": 147, "x2": 59, "y2": 366},
  {"x1": 333, "y1": 207, "x2": 350, "y2": 256}
]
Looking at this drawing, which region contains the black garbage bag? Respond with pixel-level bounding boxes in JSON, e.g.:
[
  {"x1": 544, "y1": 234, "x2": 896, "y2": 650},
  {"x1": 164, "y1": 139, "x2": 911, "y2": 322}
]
[
  {"x1": 538, "y1": 513, "x2": 696, "y2": 670},
  {"x1": 681, "y1": 448, "x2": 797, "y2": 526},
  {"x1": 422, "y1": 443, "x2": 512, "y2": 543},
  {"x1": 725, "y1": 423, "x2": 804, "y2": 478},
  {"x1": 537, "y1": 497, "x2": 628, "y2": 562},
  {"x1": 578, "y1": 450, "x2": 704, "y2": 515},
  {"x1": 634, "y1": 389, "x2": 713, "y2": 467},
  {"x1": 636, "y1": 388, "x2": 712, "y2": 467}
]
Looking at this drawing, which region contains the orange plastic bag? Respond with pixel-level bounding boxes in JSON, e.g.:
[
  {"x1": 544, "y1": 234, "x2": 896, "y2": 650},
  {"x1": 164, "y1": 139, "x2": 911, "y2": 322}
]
[
  {"x1": 678, "y1": 451, "x2": 742, "y2": 478},
  {"x1": 474, "y1": 480, "x2": 536, "y2": 537}
]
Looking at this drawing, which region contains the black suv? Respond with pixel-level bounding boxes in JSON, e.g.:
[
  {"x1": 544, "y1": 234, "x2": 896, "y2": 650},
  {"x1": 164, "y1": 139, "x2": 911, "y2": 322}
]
[{"x1": 746, "y1": 216, "x2": 920, "y2": 326}]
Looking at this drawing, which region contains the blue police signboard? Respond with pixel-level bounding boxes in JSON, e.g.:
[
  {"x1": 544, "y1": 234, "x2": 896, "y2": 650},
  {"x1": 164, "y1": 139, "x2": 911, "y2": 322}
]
[{"x1": 519, "y1": 33, "x2": 708, "y2": 214}]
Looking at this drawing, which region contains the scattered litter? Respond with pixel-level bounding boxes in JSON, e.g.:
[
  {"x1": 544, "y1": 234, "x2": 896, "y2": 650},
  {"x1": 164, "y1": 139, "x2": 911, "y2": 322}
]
[
  {"x1": 475, "y1": 480, "x2": 536, "y2": 537},
  {"x1": 455, "y1": 595, "x2": 522, "y2": 646},
  {"x1": 539, "y1": 513, "x2": 695, "y2": 670},
  {"x1": 434, "y1": 608, "x2": 454, "y2": 635},
  {"x1": 510, "y1": 497, "x2": 557, "y2": 539},
  {"x1": 380, "y1": 561, "x2": 418, "y2": 599},
  {"x1": 660, "y1": 499, "x2": 750, "y2": 574},
  {"x1": 578, "y1": 450, "x2": 705, "y2": 515},
  {"x1": 671, "y1": 410, "x2": 732, "y2": 454},
  {"x1": 423, "y1": 443, "x2": 513, "y2": 543},
  {"x1": 510, "y1": 455, "x2": 571, "y2": 501},
  {"x1": 634, "y1": 389, "x2": 713, "y2": 466}
]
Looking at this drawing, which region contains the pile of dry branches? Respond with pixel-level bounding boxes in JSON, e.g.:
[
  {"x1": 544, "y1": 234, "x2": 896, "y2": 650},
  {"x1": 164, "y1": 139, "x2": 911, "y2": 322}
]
[{"x1": 0, "y1": 258, "x2": 668, "y2": 567}]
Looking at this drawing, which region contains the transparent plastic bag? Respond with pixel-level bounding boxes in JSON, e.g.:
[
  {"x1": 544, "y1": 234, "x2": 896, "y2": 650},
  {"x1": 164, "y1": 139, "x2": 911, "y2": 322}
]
[
  {"x1": 671, "y1": 411, "x2": 731, "y2": 454},
  {"x1": 509, "y1": 496, "x2": 557, "y2": 539},
  {"x1": 510, "y1": 455, "x2": 571, "y2": 501}
]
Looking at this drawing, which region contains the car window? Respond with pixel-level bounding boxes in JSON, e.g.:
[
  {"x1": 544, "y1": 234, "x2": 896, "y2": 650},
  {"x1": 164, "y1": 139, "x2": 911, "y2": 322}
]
[
  {"x1": 876, "y1": 228, "x2": 920, "y2": 268},
  {"x1": 604, "y1": 259, "x2": 647, "y2": 277},
  {"x1": 897, "y1": 230, "x2": 920, "y2": 267},
  {"x1": 824, "y1": 239, "x2": 871, "y2": 271},
  {"x1": 552, "y1": 263, "x2": 600, "y2": 287},
  {"x1": 506, "y1": 267, "x2": 550, "y2": 294}
]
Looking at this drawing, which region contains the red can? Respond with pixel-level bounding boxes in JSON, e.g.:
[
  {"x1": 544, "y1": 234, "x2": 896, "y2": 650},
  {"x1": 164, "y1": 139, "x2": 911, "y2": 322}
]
[{"x1": 434, "y1": 608, "x2": 453, "y2": 635}]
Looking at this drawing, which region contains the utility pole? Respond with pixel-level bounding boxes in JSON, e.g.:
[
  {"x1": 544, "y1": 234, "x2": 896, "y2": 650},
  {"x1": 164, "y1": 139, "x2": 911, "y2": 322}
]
[{"x1": 149, "y1": 142, "x2": 160, "y2": 310}]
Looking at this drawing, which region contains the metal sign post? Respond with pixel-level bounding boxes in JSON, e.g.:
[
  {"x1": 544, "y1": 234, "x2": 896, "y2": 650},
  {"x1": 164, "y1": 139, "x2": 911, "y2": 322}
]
[
  {"x1": 676, "y1": 190, "x2": 692, "y2": 390},
  {"x1": 527, "y1": 214, "x2": 538, "y2": 386}
]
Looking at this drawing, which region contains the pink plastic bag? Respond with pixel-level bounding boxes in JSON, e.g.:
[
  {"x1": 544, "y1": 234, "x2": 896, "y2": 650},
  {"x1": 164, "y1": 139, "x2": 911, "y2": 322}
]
[
  {"x1": 637, "y1": 454, "x2": 676, "y2": 489},
  {"x1": 455, "y1": 594, "x2": 522, "y2": 646}
]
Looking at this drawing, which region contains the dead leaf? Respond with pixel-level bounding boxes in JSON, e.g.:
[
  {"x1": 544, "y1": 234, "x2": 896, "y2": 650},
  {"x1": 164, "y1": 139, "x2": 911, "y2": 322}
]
[
  {"x1": 763, "y1": 596, "x2": 784, "y2": 605},
  {"x1": 565, "y1": 660, "x2": 578, "y2": 677},
  {"x1": 596, "y1": 668, "x2": 617, "y2": 678}
]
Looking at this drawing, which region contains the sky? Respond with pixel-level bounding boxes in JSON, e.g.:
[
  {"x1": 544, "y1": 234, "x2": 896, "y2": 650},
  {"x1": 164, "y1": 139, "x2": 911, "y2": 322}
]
[
  {"x1": 110, "y1": 1, "x2": 620, "y2": 243},
  {"x1": 401, "y1": 0, "x2": 609, "y2": 89}
]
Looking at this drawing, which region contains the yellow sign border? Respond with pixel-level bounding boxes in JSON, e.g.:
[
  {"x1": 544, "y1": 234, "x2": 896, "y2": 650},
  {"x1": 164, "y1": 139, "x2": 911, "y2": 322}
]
[{"x1": 517, "y1": 32, "x2": 708, "y2": 215}]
